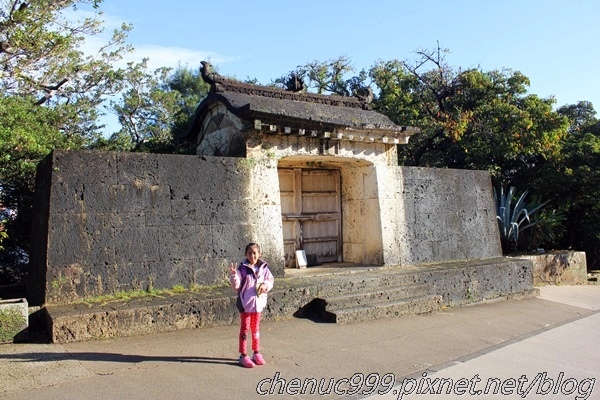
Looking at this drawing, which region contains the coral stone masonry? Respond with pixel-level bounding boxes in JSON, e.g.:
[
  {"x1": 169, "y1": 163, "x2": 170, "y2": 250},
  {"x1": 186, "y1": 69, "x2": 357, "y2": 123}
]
[{"x1": 27, "y1": 61, "x2": 537, "y2": 342}]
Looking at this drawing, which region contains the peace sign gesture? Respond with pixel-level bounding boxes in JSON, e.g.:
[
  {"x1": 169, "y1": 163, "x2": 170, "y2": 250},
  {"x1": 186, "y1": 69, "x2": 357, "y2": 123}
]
[{"x1": 228, "y1": 261, "x2": 237, "y2": 275}]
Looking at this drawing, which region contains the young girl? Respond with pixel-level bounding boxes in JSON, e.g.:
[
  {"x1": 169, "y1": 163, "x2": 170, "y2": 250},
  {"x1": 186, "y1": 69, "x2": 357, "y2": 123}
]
[{"x1": 229, "y1": 242, "x2": 274, "y2": 368}]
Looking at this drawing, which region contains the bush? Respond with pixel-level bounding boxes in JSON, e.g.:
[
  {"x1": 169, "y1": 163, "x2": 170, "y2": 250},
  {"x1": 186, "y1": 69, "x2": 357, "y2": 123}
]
[{"x1": 0, "y1": 306, "x2": 27, "y2": 343}]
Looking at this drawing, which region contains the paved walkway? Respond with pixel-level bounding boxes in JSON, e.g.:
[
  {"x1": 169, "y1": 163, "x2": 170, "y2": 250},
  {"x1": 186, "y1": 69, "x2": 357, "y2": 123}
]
[{"x1": 1, "y1": 285, "x2": 599, "y2": 399}]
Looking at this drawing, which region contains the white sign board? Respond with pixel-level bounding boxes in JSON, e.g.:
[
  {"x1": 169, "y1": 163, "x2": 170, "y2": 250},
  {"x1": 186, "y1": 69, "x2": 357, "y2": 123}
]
[{"x1": 295, "y1": 250, "x2": 307, "y2": 268}]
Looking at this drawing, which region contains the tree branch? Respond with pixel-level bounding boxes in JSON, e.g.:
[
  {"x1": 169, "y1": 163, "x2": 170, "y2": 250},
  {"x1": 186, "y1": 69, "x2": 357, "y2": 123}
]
[{"x1": 35, "y1": 78, "x2": 69, "y2": 105}]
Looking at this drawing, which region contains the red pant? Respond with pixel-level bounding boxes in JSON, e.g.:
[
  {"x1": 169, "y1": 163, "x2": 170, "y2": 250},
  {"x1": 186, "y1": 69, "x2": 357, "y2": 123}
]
[{"x1": 239, "y1": 312, "x2": 261, "y2": 355}]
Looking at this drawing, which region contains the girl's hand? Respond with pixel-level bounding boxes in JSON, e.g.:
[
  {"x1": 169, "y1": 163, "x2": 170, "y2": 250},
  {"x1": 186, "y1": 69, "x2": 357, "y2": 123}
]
[
  {"x1": 257, "y1": 282, "x2": 267, "y2": 295},
  {"x1": 229, "y1": 261, "x2": 237, "y2": 275}
]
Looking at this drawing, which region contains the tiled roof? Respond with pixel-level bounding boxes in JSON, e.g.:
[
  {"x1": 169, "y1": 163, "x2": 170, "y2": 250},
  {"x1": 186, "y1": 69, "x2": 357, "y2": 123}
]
[{"x1": 183, "y1": 62, "x2": 419, "y2": 143}]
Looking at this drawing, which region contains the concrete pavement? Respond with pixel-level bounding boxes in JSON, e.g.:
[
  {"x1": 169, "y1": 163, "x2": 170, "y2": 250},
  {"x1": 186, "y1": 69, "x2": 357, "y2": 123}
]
[
  {"x1": 367, "y1": 285, "x2": 600, "y2": 400},
  {"x1": 1, "y1": 285, "x2": 599, "y2": 400}
]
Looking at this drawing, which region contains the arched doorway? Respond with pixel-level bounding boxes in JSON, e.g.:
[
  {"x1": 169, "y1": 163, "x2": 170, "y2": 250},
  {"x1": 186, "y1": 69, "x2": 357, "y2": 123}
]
[{"x1": 278, "y1": 156, "x2": 384, "y2": 268}]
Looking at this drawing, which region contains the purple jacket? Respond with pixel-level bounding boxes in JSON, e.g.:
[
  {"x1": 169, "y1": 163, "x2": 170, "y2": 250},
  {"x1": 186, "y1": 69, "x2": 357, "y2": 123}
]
[{"x1": 229, "y1": 259, "x2": 274, "y2": 313}]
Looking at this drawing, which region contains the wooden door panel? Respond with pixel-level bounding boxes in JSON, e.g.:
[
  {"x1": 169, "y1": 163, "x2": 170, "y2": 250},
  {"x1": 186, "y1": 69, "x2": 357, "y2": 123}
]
[
  {"x1": 303, "y1": 220, "x2": 339, "y2": 239},
  {"x1": 279, "y1": 168, "x2": 341, "y2": 266},
  {"x1": 302, "y1": 194, "x2": 338, "y2": 213},
  {"x1": 278, "y1": 169, "x2": 294, "y2": 192},
  {"x1": 278, "y1": 170, "x2": 295, "y2": 215},
  {"x1": 302, "y1": 170, "x2": 337, "y2": 191},
  {"x1": 280, "y1": 194, "x2": 294, "y2": 215},
  {"x1": 282, "y1": 220, "x2": 296, "y2": 241}
]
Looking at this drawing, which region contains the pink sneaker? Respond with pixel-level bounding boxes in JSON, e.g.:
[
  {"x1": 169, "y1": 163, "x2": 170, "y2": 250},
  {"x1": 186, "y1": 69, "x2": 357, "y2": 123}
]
[
  {"x1": 239, "y1": 355, "x2": 255, "y2": 368},
  {"x1": 252, "y1": 352, "x2": 265, "y2": 365}
]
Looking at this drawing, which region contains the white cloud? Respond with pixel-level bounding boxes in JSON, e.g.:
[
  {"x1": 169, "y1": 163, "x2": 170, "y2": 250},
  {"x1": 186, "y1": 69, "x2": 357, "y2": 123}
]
[
  {"x1": 60, "y1": 7, "x2": 235, "y2": 136},
  {"x1": 65, "y1": 8, "x2": 233, "y2": 72},
  {"x1": 120, "y1": 46, "x2": 232, "y2": 72}
]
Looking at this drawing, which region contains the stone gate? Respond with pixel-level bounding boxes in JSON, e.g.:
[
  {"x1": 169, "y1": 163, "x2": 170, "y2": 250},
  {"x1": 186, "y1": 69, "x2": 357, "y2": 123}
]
[{"x1": 27, "y1": 62, "x2": 524, "y2": 342}]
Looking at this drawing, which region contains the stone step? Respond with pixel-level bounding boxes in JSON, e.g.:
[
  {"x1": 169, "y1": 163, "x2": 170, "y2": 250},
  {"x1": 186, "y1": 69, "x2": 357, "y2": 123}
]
[
  {"x1": 314, "y1": 271, "x2": 419, "y2": 298},
  {"x1": 325, "y1": 295, "x2": 443, "y2": 324},
  {"x1": 45, "y1": 257, "x2": 537, "y2": 343},
  {"x1": 322, "y1": 284, "x2": 431, "y2": 311}
]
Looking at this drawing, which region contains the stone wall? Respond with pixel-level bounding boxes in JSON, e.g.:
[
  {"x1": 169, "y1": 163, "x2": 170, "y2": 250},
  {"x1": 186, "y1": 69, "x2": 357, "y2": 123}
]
[
  {"x1": 516, "y1": 251, "x2": 588, "y2": 286},
  {"x1": 28, "y1": 150, "x2": 504, "y2": 307},
  {"x1": 390, "y1": 167, "x2": 502, "y2": 265},
  {"x1": 28, "y1": 150, "x2": 285, "y2": 306}
]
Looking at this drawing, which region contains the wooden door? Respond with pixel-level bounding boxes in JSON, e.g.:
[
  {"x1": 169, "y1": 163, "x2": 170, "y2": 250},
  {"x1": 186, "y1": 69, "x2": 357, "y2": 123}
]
[{"x1": 279, "y1": 168, "x2": 341, "y2": 266}]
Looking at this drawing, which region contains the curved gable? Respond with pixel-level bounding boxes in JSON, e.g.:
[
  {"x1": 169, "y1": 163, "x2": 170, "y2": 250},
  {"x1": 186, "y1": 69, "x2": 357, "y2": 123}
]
[{"x1": 182, "y1": 61, "x2": 419, "y2": 154}]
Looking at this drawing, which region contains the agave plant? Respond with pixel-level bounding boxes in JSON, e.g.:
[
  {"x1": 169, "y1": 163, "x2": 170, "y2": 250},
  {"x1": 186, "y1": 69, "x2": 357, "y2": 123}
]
[{"x1": 493, "y1": 186, "x2": 550, "y2": 253}]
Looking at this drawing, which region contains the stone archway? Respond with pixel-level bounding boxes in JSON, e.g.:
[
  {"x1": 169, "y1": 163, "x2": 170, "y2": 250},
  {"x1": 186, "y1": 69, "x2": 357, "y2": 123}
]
[{"x1": 277, "y1": 156, "x2": 384, "y2": 268}]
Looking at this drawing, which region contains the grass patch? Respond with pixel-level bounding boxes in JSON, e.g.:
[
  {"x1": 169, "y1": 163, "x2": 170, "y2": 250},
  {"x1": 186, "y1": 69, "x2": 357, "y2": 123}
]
[
  {"x1": 73, "y1": 283, "x2": 230, "y2": 306},
  {"x1": 75, "y1": 289, "x2": 159, "y2": 306},
  {"x1": 0, "y1": 307, "x2": 27, "y2": 343},
  {"x1": 171, "y1": 284, "x2": 187, "y2": 294}
]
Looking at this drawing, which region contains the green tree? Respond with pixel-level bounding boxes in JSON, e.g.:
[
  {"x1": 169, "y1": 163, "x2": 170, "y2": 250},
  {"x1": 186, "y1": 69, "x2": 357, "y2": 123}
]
[
  {"x1": 556, "y1": 101, "x2": 597, "y2": 134},
  {"x1": 1, "y1": 0, "x2": 133, "y2": 139},
  {"x1": 0, "y1": 96, "x2": 77, "y2": 202},
  {"x1": 370, "y1": 46, "x2": 569, "y2": 186},
  {"x1": 548, "y1": 103, "x2": 600, "y2": 268},
  {"x1": 0, "y1": 0, "x2": 136, "y2": 283},
  {"x1": 105, "y1": 63, "x2": 209, "y2": 153},
  {"x1": 167, "y1": 65, "x2": 211, "y2": 140},
  {"x1": 276, "y1": 56, "x2": 370, "y2": 97},
  {"x1": 0, "y1": 96, "x2": 78, "y2": 282},
  {"x1": 107, "y1": 60, "x2": 179, "y2": 151}
]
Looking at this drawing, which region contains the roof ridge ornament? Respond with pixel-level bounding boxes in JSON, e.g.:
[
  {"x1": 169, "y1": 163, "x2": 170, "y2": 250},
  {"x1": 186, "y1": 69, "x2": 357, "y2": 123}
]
[
  {"x1": 200, "y1": 61, "x2": 216, "y2": 85},
  {"x1": 354, "y1": 87, "x2": 374, "y2": 109},
  {"x1": 199, "y1": 61, "x2": 375, "y2": 109},
  {"x1": 283, "y1": 72, "x2": 305, "y2": 93}
]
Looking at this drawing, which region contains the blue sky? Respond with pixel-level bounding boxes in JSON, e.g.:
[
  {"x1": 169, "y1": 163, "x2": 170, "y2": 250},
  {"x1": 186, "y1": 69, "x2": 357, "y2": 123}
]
[{"x1": 84, "y1": 0, "x2": 600, "y2": 128}]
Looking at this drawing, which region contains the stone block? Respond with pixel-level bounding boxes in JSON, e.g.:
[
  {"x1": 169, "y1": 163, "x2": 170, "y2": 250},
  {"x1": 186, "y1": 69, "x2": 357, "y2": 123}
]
[
  {"x1": 158, "y1": 225, "x2": 211, "y2": 260},
  {"x1": 391, "y1": 166, "x2": 502, "y2": 265},
  {"x1": 53, "y1": 150, "x2": 118, "y2": 187},
  {"x1": 517, "y1": 251, "x2": 588, "y2": 286},
  {"x1": 115, "y1": 153, "x2": 160, "y2": 185},
  {"x1": 148, "y1": 259, "x2": 194, "y2": 289}
]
